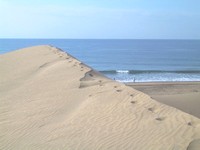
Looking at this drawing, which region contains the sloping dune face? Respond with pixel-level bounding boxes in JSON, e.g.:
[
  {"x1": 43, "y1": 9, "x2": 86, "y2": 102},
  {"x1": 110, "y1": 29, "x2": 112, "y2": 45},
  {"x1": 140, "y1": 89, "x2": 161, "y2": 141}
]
[{"x1": 0, "y1": 45, "x2": 200, "y2": 150}]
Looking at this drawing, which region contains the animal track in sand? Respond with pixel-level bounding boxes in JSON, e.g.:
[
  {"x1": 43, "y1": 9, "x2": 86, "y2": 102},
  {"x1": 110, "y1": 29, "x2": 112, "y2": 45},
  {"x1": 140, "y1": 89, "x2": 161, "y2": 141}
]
[
  {"x1": 114, "y1": 86, "x2": 118, "y2": 88},
  {"x1": 130, "y1": 94, "x2": 134, "y2": 97}
]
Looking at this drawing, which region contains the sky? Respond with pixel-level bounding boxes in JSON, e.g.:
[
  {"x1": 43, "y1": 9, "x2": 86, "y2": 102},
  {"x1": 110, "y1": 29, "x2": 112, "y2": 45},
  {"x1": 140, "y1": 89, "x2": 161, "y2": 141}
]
[{"x1": 0, "y1": 0, "x2": 200, "y2": 39}]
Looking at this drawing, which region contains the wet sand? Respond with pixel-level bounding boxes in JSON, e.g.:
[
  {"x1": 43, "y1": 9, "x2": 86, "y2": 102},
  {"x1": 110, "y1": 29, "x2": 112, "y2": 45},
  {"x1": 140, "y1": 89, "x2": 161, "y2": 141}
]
[{"x1": 127, "y1": 82, "x2": 200, "y2": 118}]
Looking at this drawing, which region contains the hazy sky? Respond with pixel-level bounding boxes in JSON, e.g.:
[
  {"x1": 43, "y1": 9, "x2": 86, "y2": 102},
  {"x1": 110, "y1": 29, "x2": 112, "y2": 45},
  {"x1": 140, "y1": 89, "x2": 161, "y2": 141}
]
[{"x1": 0, "y1": 0, "x2": 200, "y2": 39}]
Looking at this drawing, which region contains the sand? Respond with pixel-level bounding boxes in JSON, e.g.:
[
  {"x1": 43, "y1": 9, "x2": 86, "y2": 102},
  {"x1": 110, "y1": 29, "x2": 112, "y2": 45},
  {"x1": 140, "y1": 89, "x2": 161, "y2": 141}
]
[
  {"x1": 127, "y1": 82, "x2": 200, "y2": 118},
  {"x1": 1, "y1": 45, "x2": 200, "y2": 150}
]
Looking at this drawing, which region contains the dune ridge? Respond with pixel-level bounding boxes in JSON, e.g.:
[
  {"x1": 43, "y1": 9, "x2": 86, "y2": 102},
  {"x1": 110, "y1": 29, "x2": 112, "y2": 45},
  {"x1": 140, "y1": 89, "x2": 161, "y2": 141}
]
[{"x1": 0, "y1": 45, "x2": 200, "y2": 150}]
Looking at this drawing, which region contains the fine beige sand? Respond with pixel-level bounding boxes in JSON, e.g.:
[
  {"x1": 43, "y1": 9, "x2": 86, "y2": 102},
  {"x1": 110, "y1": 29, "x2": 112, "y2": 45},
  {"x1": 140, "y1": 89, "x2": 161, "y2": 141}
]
[
  {"x1": 1, "y1": 45, "x2": 200, "y2": 150},
  {"x1": 127, "y1": 82, "x2": 200, "y2": 119}
]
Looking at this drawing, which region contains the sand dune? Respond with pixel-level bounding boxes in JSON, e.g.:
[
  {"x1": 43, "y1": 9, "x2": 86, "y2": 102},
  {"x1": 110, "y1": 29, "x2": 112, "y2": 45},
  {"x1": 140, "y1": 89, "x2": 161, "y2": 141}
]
[{"x1": 1, "y1": 45, "x2": 200, "y2": 150}]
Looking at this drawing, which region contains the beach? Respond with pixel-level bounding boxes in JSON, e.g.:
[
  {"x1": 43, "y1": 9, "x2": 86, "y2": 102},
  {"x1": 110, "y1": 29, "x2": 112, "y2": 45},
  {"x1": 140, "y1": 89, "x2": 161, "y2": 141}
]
[
  {"x1": 1, "y1": 45, "x2": 200, "y2": 150},
  {"x1": 127, "y1": 82, "x2": 200, "y2": 118}
]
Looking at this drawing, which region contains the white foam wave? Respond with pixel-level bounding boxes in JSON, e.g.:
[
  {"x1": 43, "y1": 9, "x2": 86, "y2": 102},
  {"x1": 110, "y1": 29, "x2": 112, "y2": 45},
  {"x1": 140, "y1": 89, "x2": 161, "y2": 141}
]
[
  {"x1": 116, "y1": 70, "x2": 129, "y2": 73},
  {"x1": 117, "y1": 78, "x2": 200, "y2": 83}
]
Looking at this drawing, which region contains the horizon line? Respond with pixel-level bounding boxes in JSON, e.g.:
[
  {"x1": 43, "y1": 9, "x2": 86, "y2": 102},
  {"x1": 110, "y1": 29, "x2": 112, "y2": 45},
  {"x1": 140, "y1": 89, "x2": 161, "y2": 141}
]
[{"x1": 0, "y1": 38, "x2": 200, "y2": 40}]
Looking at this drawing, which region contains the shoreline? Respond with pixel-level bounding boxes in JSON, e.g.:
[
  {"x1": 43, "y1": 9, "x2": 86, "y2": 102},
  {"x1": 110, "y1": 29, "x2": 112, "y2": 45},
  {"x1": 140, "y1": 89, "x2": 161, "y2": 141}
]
[
  {"x1": 126, "y1": 81, "x2": 200, "y2": 94},
  {"x1": 126, "y1": 81, "x2": 200, "y2": 118},
  {"x1": 126, "y1": 81, "x2": 200, "y2": 85}
]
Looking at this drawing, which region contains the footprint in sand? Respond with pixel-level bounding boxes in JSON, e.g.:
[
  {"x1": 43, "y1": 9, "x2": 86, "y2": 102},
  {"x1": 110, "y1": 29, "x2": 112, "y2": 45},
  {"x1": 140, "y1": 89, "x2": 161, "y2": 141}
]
[
  {"x1": 89, "y1": 73, "x2": 93, "y2": 77},
  {"x1": 131, "y1": 101, "x2": 136, "y2": 104},
  {"x1": 80, "y1": 66, "x2": 84, "y2": 71},
  {"x1": 146, "y1": 105, "x2": 160, "y2": 114},
  {"x1": 187, "y1": 122, "x2": 193, "y2": 126},
  {"x1": 155, "y1": 117, "x2": 165, "y2": 121},
  {"x1": 147, "y1": 107, "x2": 154, "y2": 112},
  {"x1": 116, "y1": 89, "x2": 122, "y2": 92}
]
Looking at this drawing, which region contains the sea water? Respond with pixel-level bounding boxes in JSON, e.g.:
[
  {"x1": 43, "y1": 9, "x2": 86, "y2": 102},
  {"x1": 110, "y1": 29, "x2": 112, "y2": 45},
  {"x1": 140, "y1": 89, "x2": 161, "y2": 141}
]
[{"x1": 1, "y1": 39, "x2": 200, "y2": 82}]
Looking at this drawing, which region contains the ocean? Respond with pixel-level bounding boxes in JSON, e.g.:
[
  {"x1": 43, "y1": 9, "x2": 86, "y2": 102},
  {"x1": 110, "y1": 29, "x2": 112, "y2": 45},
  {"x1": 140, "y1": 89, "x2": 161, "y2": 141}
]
[{"x1": 1, "y1": 39, "x2": 200, "y2": 82}]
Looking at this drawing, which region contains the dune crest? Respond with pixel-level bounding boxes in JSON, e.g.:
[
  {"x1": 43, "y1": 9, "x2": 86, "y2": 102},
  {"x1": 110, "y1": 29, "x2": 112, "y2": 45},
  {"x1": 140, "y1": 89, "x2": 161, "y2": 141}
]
[{"x1": 1, "y1": 45, "x2": 200, "y2": 150}]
